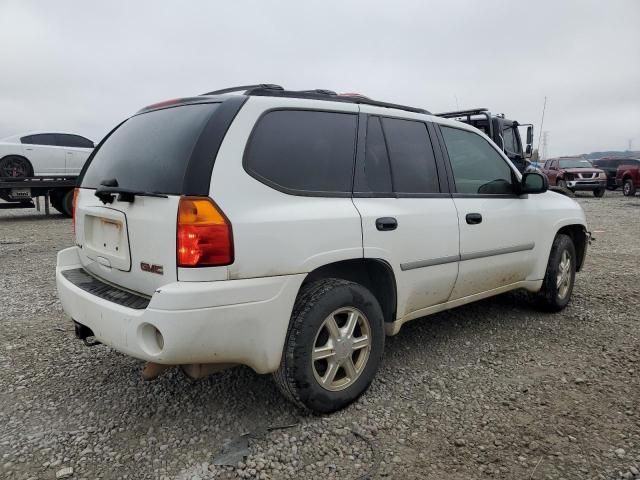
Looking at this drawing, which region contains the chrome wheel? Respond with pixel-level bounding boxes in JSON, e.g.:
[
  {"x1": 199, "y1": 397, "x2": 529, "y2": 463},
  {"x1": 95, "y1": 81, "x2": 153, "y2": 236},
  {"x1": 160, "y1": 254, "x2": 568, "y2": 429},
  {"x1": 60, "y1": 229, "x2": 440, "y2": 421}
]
[
  {"x1": 556, "y1": 250, "x2": 572, "y2": 299},
  {"x1": 312, "y1": 307, "x2": 371, "y2": 392},
  {"x1": 623, "y1": 181, "x2": 631, "y2": 196}
]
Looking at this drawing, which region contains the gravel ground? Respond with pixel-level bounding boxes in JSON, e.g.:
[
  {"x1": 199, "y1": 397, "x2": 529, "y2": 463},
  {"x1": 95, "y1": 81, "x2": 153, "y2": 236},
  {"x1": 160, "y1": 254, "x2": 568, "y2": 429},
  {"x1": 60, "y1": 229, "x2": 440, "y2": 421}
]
[{"x1": 1, "y1": 191, "x2": 639, "y2": 480}]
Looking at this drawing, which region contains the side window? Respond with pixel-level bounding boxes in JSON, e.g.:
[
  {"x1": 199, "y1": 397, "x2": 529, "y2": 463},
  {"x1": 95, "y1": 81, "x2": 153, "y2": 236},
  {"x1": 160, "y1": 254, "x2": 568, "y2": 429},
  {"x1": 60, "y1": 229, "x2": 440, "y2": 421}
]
[
  {"x1": 27, "y1": 134, "x2": 58, "y2": 146},
  {"x1": 380, "y1": 117, "x2": 440, "y2": 194},
  {"x1": 77, "y1": 136, "x2": 94, "y2": 148},
  {"x1": 20, "y1": 135, "x2": 34, "y2": 144},
  {"x1": 56, "y1": 134, "x2": 93, "y2": 148},
  {"x1": 245, "y1": 110, "x2": 357, "y2": 194},
  {"x1": 441, "y1": 126, "x2": 514, "y2": 195},
  {"x1": 358, "y1": 116, "x2": 392, "y2": 193},
  {"x1": 502, "y1": 127, "x2": 518, "y2": 153}
]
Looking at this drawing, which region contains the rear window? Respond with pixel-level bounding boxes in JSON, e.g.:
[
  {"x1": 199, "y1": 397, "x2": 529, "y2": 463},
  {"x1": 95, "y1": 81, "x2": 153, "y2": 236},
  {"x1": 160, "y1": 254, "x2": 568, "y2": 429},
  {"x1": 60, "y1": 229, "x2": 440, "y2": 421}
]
[
  {"x1": 81, "y1": 103, "x2": 218, "y2": 194},
  {"x1": 244, "y1": 110, "x2": 357, "y2": 195},
  {"x1": 57, "y1": 134, "x2": 94, "y2": 149}
]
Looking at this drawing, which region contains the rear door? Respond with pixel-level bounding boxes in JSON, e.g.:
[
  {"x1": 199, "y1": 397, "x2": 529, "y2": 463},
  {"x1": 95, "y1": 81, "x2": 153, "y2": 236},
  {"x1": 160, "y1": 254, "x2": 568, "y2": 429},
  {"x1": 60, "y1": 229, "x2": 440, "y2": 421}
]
[
  {"x1": 76, "y1": 102, "x2": 222, "y2": 296},
  {"x1": 352, "y1": 111, "x2": 460, "y2": 319},
  {"x1": 56, "y1": 134, "x2": 93, "y2": 174},
  {"x1": 436, "y1": 124, "x2": 540, "y2": 299}
]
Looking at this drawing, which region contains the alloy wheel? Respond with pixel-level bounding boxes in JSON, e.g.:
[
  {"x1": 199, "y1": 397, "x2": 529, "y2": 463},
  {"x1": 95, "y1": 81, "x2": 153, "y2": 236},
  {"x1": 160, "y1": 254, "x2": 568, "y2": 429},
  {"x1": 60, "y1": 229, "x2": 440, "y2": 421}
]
[
  {"x1": 312, "y1": 307, "x2": 372, "y2": 392},
  {"x1": 556, "y1": 250, "x2": 572, "y2": 299}
]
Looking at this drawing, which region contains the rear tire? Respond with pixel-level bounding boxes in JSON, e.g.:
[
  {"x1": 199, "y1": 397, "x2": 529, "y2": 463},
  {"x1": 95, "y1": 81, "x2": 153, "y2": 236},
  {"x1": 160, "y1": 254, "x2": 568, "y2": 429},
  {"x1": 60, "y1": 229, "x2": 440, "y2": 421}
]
[
  {"x1": 593, "y1": 188, "x2": 605, "y2": 198},
  {"x1": 273, "y1": 279, "x2": 385, "y2": 413},
  {"x1": 534, "y1": 234, "x2": 576, "y2": 312},
  {"x1": 0, "y1": 155, "x2": 33, "y2": 178},
  {"x1": 50, "y1": 189, "x2": 74, "y2": 217},
  {"x1": 623, "y1": 179, "x2": 636, "y2": 196}
]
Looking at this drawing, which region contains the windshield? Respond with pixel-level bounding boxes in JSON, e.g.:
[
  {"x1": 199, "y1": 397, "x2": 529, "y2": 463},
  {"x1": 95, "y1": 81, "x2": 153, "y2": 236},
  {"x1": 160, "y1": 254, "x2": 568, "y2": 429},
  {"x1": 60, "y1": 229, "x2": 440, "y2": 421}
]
[
  {"x1": 81, "y1": 103, "x2": 219, "y2": 194},
  {"x1": 559, "y1": 159, "x2": 593, "y2": 169}
]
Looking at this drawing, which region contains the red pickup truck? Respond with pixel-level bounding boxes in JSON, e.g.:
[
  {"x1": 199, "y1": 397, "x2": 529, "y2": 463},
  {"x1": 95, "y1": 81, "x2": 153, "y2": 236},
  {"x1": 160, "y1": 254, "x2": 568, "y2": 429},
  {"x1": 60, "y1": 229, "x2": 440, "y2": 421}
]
[
  {"x1": 542, "y1": 157, "x2": 607, "y2": 197},
  {"x1": 616, "y1": 159, "x2": 640, "y2": 196}
]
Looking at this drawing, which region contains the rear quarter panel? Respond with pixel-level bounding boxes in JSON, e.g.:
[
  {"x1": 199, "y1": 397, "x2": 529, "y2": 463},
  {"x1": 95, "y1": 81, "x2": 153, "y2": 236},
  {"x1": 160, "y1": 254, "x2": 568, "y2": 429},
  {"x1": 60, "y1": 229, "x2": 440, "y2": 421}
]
[{"x1": 208, "y1": 96, "x2": 363, "y2": 280}]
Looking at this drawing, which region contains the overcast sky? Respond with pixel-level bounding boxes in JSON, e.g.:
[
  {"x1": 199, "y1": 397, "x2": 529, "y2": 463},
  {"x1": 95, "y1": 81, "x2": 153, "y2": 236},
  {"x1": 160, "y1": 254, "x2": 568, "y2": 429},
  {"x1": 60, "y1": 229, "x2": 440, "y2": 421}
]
[{"x1": 0, "y1": 0, "x2": 638, "y2": 157}]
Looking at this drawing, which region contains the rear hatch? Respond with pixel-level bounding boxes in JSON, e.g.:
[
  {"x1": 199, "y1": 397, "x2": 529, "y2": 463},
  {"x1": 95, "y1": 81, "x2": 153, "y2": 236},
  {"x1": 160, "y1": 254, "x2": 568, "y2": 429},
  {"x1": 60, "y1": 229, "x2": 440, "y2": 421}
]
[{"x1": 75, "y1": 102, "x2": 220, "y2": 296}]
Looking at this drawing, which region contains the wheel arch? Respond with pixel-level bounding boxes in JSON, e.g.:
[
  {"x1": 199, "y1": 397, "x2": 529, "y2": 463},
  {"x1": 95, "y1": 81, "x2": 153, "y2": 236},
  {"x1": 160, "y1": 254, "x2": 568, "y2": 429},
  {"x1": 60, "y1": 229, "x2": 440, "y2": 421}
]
[
  {"x1": 556, "y1": 224, "x2": 589, "y2": 272},
  {"x1": 302, "y1": 258, "x2": 397, "y2": 324}
]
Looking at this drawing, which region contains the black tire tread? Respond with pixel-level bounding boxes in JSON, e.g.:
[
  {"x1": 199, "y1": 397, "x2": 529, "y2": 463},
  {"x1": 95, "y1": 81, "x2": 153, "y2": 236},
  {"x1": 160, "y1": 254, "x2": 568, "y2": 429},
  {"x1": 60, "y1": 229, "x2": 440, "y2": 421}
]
[
  {"x1": 535, "y1": 234, "x2": 575, "y2": 312},
  {"x1": 273, "y1": 278, "x2": 361, "y2": 411},
  {"x1": 623, "y1": 179, "x2": 636, "y2": 196},
  {"x1": 0, "y1": 155, "x2": 34, "y2": 178}
]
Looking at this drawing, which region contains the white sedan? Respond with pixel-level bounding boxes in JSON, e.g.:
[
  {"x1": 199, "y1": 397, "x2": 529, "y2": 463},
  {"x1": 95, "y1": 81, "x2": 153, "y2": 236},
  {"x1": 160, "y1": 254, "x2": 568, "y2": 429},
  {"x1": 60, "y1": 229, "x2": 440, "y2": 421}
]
[{"x1": 0, "y1": 132, "x2": 94, "y2": 178}]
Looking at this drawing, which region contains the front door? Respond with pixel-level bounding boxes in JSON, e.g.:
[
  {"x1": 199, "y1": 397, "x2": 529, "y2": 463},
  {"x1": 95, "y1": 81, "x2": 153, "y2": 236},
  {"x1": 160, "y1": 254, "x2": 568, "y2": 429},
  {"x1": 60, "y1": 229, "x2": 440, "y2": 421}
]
[
  {"x1": 352, "y1": 111, "x2": 460, "y2": 319},
  {"x1": 437, "y1": 124, "x2": 540, "y2": 300},
  {"x1": 22, "y1": 133, "x2": 66, "y2": 175}
]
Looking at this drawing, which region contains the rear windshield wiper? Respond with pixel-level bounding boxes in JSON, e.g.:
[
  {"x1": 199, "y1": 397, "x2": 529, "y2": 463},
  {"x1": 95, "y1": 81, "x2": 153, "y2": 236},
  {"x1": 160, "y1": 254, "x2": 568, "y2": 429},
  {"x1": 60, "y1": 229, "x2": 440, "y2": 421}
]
[{"x1": 95, "y1": 179, "x2": 168, "y2": 204}]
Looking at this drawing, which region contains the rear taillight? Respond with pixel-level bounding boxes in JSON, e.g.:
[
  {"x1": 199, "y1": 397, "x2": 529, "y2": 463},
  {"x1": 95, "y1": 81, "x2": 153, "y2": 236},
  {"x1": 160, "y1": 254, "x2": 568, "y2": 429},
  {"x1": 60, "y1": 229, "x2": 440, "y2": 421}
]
[
  {"x1": 72, "y1": 188, "x2": 79, "y2": 238},
  {"x1": 177, "y1": 197, "x2": 233, "y2": 267}
]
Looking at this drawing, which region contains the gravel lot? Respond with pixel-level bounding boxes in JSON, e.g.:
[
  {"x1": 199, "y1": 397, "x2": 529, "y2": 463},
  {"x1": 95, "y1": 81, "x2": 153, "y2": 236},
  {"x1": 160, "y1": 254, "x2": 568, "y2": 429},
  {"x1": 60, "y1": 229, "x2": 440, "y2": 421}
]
[{"x1": 1, "y1": 191, "x2": 639, "y2": 480}]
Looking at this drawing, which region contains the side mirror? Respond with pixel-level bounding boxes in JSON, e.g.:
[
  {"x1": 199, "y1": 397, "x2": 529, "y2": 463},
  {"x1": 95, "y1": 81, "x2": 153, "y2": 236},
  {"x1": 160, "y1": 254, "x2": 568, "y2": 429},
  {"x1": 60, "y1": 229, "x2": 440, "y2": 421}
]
[
  {"x1": 526, "y1": 126, "x2": 533, "y2": 145},
  {"x1": 525, "y1": 144, "x2": 532, "y2": 157},
  {"x1": 520, "y1": 172, "x2": 548, "y2": 194}
]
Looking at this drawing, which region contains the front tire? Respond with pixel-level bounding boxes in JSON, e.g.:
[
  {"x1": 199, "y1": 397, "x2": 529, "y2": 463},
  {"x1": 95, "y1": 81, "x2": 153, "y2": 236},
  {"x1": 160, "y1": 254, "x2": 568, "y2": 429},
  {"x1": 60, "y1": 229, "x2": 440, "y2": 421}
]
[
  {"x1": 593, "y1": 188, "x2": 605, "y2": 197},
  {"x1": 557, "y1": 179, "x2": 567, "y2": 189},
  {"x1": 273, "y1": 279, "x2": 385, "y2": 413},
  {"x1": 535, "y1": 234, "x2": 576, "y2": 312},
  {"x1": 623, "y1": 179, "x2": 636, "y2": 196}
]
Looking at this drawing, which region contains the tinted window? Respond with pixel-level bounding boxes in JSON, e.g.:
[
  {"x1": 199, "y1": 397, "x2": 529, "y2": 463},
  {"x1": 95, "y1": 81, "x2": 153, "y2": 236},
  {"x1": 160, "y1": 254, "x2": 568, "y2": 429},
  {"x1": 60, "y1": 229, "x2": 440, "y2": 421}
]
[
  {"x1": 245, "y1": 110, "x2": 357, "y2": 194},
  {"x1": 21, "y1": 134, "x2": 57, "y2": 146},
  {"x1": 441, "y1": 126, "x2": 514, "y2": 195},
  {"x1": 381, "y1": 117, "x2": 439, "y2": 194},
  {"x1": 57, "y1": 134, "x2": 93, "y2": 148},
  {"x1": 502, "y1": 127, "x2": 518, "y2": 153},
  {"x1": 356, "y1": 116, "x2": 392, "y2": 193},
  {"x1": 559, "y1": 159, "x2": 593, "y2": 168},
  {"x1": 82, "y1": 103, "x2": 218, "y2": 194}
]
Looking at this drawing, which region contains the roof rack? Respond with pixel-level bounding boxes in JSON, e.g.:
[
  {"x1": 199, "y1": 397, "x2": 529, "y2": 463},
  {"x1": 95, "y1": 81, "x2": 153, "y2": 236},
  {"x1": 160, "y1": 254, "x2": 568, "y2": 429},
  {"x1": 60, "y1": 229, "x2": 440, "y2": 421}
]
[
  {"x1": 200, "y1": 84, "x2": 430, "y2": 115},
  {"x1": 435, "y1": 108, "x2": 489, "y2": 119},
  {"x1": 201, "y1": 84, "x2": 284, "y2": 96}
]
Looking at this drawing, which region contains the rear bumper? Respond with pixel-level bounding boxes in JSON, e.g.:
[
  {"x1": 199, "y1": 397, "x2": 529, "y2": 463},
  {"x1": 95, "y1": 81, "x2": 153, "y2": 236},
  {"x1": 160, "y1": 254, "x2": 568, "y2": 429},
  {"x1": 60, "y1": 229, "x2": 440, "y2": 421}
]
[
  {"x1": 56, "y1": 247, "x2": 305, "y2": 373},
  {"x1": 566, "y1": 180, "x2": 606, "y2": 191}
]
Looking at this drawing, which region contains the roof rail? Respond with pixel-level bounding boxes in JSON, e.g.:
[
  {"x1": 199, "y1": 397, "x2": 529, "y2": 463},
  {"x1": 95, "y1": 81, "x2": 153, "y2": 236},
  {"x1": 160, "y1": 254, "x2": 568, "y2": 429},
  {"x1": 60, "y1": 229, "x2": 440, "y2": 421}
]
[
  {"x1": 436, "y1": 108, "x2": 489, "y2": 118},
  {"x1": 201, "y1": 84, "x2": 283, "y2": 96},
  {"x1": 244, "y1": 86, "x2": 430, "y2": 114},
  {"x1": 199, "y1": 84, "x2": 430, "y2": 115}
]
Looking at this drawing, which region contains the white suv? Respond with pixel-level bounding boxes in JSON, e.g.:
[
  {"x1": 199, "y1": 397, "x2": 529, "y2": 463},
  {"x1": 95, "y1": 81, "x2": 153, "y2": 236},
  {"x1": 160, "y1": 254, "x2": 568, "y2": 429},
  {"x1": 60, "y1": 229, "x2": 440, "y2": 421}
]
[{"x1": 56, "y1": 85, "x2": 589, "y2": 413}]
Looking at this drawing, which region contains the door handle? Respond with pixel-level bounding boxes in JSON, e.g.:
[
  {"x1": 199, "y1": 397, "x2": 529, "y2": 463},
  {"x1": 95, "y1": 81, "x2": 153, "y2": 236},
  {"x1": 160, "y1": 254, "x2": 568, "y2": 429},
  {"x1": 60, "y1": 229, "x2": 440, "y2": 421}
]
[
  {"x1": 376, "y1": 217, "x2": 397, "y2": 231},
  {"x1": 466, "y1": 213, "x2": 482, "y2": 225}
]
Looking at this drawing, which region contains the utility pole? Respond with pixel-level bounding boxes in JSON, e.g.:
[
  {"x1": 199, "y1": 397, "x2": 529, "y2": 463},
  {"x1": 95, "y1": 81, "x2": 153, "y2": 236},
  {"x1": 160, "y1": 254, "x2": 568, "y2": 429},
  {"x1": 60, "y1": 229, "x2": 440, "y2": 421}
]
[
  {"x1": 629, "y1": 139, "x2": 633, "y2": 151},
  {"x1": 541, "y1": 131, "x2": 549, "y2": 160}
]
